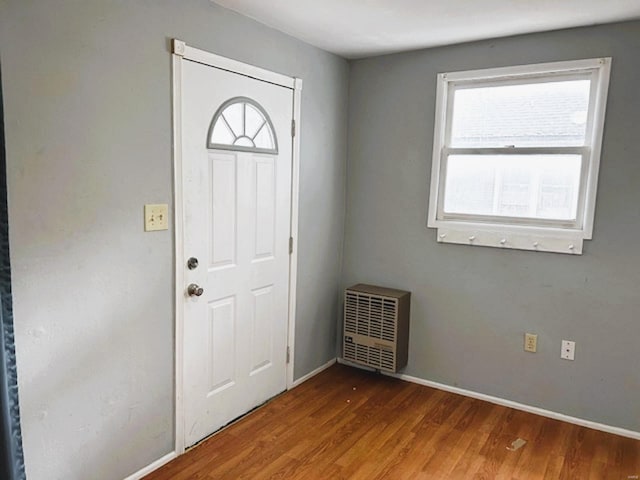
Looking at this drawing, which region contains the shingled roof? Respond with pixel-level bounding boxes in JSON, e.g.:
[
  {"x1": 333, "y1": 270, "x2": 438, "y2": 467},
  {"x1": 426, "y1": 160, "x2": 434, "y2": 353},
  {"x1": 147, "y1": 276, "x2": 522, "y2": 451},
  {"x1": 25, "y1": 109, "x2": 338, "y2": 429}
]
[{"x1": 451, "y1": 79, "x2": 590, "y2": 148}]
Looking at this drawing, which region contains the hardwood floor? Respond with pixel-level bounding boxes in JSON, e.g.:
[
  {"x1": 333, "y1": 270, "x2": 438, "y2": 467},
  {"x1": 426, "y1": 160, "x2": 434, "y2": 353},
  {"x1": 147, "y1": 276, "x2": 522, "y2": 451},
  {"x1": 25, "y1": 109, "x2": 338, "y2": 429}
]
[{"x1": 145, "y1": 364, "x2": 640, "y2": 479}]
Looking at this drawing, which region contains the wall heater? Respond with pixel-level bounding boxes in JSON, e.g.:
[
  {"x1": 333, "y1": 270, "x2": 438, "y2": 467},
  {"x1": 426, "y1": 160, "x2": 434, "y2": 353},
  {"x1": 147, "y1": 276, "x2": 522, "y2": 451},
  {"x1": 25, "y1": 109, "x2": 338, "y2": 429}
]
[{"x1": 343, "y1": 284, "x2": 410, "y2": 373}]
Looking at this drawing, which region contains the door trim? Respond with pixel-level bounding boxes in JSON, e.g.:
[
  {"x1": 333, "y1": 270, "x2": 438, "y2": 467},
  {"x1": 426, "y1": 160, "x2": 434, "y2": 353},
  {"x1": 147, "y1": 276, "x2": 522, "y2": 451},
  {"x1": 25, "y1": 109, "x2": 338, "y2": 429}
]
[{"x1": 171, "y1": 39, "x2": 302, "y2": 455}]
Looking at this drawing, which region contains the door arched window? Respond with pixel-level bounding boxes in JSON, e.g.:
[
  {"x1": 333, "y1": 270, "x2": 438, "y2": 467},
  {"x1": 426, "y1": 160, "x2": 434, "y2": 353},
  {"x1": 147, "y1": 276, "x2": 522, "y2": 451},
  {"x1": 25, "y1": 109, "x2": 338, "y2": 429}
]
[{"x1": 207, "y1": 97, "x2": 278, "y2": 154}]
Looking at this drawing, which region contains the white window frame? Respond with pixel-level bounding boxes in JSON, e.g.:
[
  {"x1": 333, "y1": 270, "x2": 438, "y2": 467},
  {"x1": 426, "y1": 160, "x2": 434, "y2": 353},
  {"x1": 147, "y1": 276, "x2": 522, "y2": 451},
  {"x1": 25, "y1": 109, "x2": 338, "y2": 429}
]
[{"x1": 427, "y1": 58, "x2": 611, "y2": 255}]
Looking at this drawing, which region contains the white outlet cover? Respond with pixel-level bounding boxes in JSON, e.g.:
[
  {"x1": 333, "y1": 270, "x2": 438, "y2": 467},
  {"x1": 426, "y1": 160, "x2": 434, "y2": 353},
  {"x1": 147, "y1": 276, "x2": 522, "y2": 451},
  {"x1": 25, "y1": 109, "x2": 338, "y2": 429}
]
[{"x1": 561, "y1": 340, "x2": 575, "y2": 360}]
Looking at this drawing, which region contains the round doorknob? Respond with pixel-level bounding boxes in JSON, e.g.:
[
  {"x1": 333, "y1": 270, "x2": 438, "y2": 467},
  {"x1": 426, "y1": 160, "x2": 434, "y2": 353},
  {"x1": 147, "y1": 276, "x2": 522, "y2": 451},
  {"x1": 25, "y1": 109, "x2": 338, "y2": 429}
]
[{"x1": 187, "y1": 283, "x2": 204, "y2": 297}]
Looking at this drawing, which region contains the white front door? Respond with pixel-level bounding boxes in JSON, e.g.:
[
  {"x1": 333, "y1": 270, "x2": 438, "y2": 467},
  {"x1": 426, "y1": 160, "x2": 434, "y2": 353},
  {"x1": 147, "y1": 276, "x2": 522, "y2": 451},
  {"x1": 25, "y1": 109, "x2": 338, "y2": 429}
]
[{"x1": 181, "y1": 58, "x2": 293, "y2": 447}]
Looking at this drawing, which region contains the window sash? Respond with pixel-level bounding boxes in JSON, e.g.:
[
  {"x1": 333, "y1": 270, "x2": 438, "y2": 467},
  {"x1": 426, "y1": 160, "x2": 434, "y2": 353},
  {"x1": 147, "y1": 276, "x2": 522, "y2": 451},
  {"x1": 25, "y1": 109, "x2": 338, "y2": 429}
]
[
  {"x1": 444, "y1": 72, "x2": 598, "y2": 149},
  {"x1": 435, "y1": 148, "x2": 590, "y2": 229},
  {"x1": 444, "y1": 146, "x2": 587, "y2": 156}
]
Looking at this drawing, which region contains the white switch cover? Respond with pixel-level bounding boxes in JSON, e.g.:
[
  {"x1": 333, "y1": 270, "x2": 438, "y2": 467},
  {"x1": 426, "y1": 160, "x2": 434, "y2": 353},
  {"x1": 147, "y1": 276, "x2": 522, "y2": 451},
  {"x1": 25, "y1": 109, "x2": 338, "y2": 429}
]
[
  {"x1": 561, "y1": 340, "x2": 575, "y2": 360},
  {"x1": 144, "y1": 204, "x2": 169, "y2": 231},
  {"x1": 524, "y1": 333, "x2": 538, "y2": 353}
]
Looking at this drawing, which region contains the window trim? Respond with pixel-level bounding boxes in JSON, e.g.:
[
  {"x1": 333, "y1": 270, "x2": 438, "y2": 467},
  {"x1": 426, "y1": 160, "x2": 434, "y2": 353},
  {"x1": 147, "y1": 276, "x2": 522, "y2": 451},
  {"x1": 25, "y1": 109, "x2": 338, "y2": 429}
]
[{"x1": 427, "y1": 57, "x2": 612, "y2": 254}]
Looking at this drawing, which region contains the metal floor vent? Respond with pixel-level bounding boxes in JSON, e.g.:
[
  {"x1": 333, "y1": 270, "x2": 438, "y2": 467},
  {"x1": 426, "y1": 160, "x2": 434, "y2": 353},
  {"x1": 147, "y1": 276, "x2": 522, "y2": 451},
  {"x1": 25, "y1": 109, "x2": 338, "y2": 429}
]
[{"x1": 343, "y1": 284, "x2": 410, "y2": 373}]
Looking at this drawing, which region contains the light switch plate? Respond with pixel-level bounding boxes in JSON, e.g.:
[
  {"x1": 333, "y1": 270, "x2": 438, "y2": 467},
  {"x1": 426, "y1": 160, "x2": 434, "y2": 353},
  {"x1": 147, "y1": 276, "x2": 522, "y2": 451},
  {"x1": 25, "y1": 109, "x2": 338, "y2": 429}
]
[
  {"x1": 144, "y1": 204, "x2": 169, "y2": 231},
  {"x1": 524, "y1": 333, "x2": 537, "y2": 353}
]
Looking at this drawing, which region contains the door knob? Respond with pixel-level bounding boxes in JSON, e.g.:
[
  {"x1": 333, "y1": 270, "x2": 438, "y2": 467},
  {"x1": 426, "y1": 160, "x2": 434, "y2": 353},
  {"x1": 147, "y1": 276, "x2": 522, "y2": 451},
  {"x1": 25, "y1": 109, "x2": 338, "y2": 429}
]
[{"x1": 187, "y1": 283, "x2": 204, "y2": 297}]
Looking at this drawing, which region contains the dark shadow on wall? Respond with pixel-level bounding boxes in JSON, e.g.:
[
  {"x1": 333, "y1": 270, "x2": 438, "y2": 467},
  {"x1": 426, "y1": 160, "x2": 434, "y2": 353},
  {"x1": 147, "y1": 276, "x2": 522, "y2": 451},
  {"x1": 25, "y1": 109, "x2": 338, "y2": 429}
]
[{"x1": 0, "y1": 63, "x2": 26, "y2": 480}]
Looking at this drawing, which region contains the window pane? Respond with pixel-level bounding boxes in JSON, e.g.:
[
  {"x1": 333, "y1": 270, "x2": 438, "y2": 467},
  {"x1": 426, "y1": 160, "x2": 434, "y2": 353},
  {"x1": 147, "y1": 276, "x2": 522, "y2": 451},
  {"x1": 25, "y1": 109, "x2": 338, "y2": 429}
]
[
  {"x1": 450, "y1": 79, "x2": 591, "y2": 148},
  {"x1": 234, "y1": 136, "x2": 254, "y2": 147},
  {"x1": 245, "y1": 104, "x2": 266, "y2": 139},
  {"x1": 222, "y1": 103, "x2": 244, "y2": 137},
  {"x1": 443, "y1": 154, "x2": 582, "y2": 220},
  {"x1": 210, "y1": 118, "x2": 234, "y2": 145},
  {"x1": 253, "y1": 123, "x2": 275, "y2": 150}
]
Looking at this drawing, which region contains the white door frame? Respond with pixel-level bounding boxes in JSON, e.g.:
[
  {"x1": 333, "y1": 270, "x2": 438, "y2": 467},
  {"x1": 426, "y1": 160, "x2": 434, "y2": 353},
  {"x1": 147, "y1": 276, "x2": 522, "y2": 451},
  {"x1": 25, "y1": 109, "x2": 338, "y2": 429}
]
[{"x1": 171, "y1": 39, "x2": 302, "y2": 455}]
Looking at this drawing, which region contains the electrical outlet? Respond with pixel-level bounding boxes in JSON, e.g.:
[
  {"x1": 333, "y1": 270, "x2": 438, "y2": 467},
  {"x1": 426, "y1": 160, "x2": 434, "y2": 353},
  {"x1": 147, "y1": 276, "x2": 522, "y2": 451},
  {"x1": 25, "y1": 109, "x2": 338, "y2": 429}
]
[
  {"x1": 524, "y1": 333, "x2": 537, "y2": 353},
  {"x1": 561, "y1": 340, "x2": 575, "y2": 360},
  {"x1": 144, "y1": 204, "x2": 169, "y2": 231}
]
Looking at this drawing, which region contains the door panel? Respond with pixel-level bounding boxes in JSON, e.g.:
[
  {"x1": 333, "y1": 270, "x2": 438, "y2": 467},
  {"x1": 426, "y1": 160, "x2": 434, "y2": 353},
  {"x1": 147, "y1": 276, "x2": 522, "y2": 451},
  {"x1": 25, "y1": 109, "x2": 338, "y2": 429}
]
[
  {"x1": 209, "y1": 153, "x2": 237, "y2": 269},
  {"x1": 250, "y1": 285, "x2": 274, "y2": 374},
  {"x1": 254, "y1": 157, "x2": 276, "y2": 259},
  {"x1": 181, "y1": 59, "x2": 293, "y2": 447},
  {"x1": 208, "y1": 296, "x2": 236, "y2": 395}
]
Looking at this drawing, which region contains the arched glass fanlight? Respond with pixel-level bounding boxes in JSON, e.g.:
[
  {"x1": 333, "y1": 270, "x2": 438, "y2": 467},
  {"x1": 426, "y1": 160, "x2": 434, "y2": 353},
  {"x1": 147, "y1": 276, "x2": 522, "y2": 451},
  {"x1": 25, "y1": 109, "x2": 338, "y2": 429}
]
[{"x1": 207, "y1": 97, "x2": 278, "y2": 154}]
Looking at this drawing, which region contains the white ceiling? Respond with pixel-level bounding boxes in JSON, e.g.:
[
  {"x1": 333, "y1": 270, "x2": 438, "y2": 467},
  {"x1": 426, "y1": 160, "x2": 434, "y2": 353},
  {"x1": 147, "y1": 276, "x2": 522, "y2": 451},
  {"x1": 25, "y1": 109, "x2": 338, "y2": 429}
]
[{"x1": 213, "y1": 0, "x2": 640, "y2": 59}]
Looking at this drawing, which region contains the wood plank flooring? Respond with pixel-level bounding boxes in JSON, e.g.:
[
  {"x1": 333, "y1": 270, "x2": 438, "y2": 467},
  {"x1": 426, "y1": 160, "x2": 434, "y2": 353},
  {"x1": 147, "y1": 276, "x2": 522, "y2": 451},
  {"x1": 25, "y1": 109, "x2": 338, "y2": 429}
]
[{"x1": 145, "y1": 364, "x2": 640, "y2": 479}]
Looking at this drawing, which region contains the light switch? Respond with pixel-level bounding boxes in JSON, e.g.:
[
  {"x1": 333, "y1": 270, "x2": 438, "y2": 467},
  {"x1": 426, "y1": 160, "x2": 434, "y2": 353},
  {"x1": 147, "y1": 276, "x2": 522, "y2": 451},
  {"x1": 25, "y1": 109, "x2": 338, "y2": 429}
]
[{"x1": 144, "y1": 204, "x2": 169, "y2": 231}]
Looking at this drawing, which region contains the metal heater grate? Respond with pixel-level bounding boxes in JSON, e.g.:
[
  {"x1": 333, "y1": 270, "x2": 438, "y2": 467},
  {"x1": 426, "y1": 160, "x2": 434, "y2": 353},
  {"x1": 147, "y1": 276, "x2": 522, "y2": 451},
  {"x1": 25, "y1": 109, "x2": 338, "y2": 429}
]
[{"x1": 343, "y1": 284, "x2": 410, "y2": 372}]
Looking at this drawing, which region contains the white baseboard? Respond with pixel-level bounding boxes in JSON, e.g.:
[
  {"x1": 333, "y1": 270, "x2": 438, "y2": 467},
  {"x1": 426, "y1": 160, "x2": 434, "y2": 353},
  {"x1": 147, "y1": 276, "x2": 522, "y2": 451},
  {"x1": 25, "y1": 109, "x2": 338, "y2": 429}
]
[
  {"x1": 290, "y1": 358, "x2": 337, "y2": 388},
  {"x1": 123, "y1": 451, "x2": 177, "y2": 480},
  {"x1": 386, "y1": 371, "x2": 640, "y2": 441},
  {"x1": 337, "y1": 358, "x2": 640, "y2": 441}
]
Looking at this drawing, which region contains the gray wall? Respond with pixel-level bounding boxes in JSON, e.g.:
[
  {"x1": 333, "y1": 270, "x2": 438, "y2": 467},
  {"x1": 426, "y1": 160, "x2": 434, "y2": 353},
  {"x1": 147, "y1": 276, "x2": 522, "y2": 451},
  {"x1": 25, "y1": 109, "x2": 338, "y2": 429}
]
[
  {"x1": 0, "y1": 1, "x2": 348, "y2": 479},
  {"x1": 344, "y1": 21, "x2": 640, "y2": 432}
]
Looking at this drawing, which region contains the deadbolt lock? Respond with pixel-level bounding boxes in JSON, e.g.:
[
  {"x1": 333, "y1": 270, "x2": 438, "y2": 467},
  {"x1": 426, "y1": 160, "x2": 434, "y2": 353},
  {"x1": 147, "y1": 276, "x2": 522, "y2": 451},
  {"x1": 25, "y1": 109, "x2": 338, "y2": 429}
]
[{"x1": 187, "y1": 257, "x2": 199, "y2": 270}]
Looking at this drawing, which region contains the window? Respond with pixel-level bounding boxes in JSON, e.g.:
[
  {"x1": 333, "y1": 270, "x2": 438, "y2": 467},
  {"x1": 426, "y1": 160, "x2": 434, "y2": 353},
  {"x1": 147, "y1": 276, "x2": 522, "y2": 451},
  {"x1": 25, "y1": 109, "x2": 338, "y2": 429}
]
[
  {"x1": 208, "y1": 97, "x2": 278, "y2": 154},
  {"x1": 427, "y1": 58, "x2": 611, "y2": 254}
]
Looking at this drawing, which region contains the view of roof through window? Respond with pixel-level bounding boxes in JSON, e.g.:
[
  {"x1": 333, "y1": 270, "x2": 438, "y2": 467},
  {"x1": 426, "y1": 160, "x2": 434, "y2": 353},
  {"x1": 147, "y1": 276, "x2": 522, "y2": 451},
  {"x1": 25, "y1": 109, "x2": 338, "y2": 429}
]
[{"x1": 450, "y1": 79, "x2": 591, "y2": 148}]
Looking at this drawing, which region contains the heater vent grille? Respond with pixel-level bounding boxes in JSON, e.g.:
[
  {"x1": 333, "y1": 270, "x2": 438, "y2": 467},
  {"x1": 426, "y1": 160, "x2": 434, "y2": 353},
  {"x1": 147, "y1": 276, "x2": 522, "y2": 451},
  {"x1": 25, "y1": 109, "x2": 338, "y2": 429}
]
[{"x1": 343, "y1": 284, "x2": 410, "y2": 373}]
